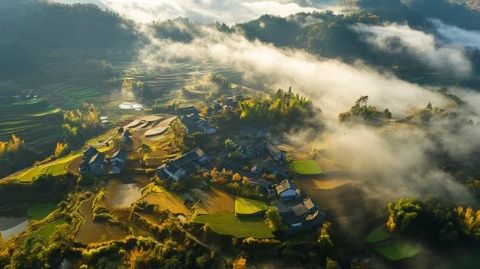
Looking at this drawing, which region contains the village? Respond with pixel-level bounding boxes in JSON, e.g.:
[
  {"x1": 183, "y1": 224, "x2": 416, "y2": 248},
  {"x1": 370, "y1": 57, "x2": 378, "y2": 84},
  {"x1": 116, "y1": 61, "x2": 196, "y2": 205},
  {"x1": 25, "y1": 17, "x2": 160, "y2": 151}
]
[{"x1": 77, "y1": 93, "x2": 327, "y2": 236}]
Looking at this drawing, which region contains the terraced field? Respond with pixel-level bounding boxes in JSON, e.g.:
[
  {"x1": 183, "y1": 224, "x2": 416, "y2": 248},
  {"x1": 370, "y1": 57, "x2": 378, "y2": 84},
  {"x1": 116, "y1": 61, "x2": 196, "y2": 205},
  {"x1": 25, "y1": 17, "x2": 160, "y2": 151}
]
[{"x1": 0, "y1": 98, "x2": 64, "y2": 148}]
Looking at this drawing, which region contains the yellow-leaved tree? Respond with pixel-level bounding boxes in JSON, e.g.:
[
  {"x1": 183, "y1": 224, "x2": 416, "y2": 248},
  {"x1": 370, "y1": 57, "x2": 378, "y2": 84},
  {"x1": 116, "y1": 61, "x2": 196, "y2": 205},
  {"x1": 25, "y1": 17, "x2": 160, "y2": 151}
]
[{"x1": 54, "y1": 142, "x2": 69, "y2": 158}]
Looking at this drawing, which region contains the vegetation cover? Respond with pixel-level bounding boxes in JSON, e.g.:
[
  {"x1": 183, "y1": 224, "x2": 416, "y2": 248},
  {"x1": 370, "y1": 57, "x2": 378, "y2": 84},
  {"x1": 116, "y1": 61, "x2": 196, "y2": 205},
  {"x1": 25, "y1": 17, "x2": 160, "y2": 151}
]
[
  {"x1": 289, "y1": 160, "x2": 323, "y2": 175},
  {"x1": 234, "y1": 197, "x2": 268, "y2": 216},
  {"x1": 193, "y1": 213, "x2": 274, "y2": 238}
]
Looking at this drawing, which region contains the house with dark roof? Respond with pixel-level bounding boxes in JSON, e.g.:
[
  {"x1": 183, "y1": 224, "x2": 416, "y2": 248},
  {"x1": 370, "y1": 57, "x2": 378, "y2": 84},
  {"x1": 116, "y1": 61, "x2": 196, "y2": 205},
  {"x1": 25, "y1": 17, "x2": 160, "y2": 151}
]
[
  {"x1": 279, "y1": 198, "x2": 326, "y2": 234},
  {"x1": 83, "y1": 146, "x2": 98, "y2": 161},
  {"x1": 273, "y1": 179, "x2": 300, "y2": 201},
  {"x1": 111, "y1": 149, "x2": 128, "y2": 174},
  {"x1": 180, "y1": 113, "x2": 217, "y2": 135},
  {"x1": 80, "y1": 146, "x2": 107, "y2": 175},
  {"x1": 156, "y1": 148, "x2": 208, "y2": 181},
  {"x1": 176, "y1": 105, "x2": 197, "y2": 116},
  {"x1": 120, "y1": 129, "x2": 132, "y2": 144},
  {"x1": 88, "y1": 153, "x2": 107, "y2": 176},
  {"x1": 267, "y1": 143, "x2": 286, "y2": 164}
]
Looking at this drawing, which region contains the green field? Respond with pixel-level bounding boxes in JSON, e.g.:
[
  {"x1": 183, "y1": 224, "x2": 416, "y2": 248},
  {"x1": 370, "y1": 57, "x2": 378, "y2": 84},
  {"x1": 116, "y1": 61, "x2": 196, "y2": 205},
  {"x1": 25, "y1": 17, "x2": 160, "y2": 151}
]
[
  {"x1": 29, "y1": 219, "x2": 68, "y2": 239},
  {"x1": 289, "y1": 160, "x2": 323, "y2": 175},
  {"x1": 28, "y1": 203, "x2": 57, "y2": 221},
  {"x1": 193, "y1": 213, "x2": 274, "y2": 238},
  {"x1": 7, "y1": 153, "x2": 80, "y2": 182},
  {"x1": 365, "y1": 226, "x2": 391, "y2": 243},
  {"x1": 234, "y1": 197, "x2": 268, "y2": 216},
  {"x1": 374, "y1": 241, "x2": 422, "y2": 261}
]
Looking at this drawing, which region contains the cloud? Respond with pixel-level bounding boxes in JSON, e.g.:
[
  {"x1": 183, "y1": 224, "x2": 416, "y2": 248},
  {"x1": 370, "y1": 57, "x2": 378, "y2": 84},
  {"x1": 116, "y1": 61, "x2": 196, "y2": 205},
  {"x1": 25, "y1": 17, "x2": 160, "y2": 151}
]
[
  {"x1": 430, "y1": 18, "x2": 480, "y2": 50},
  {"x1": 51, "y1": 0, "x2": 330, "y2": 24},
  {"x1": 352, "y1": 23, "x2": 473, "y2": 78}
]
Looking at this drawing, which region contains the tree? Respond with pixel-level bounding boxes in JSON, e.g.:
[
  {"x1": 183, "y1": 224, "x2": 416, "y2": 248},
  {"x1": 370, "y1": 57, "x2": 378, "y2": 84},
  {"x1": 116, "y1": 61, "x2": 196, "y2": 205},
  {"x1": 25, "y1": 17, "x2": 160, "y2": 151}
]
[
  {"x1": 318, "y1": 222, "x2": 334, "y2": 249},
  {"x1": 325, "y1": 258, "x2": 340, "y2": 269},
  {"x1": 233, "y1": 257, "x2": 247, "y2": 269},
  {"x1": 54, "y1": 142, "x2": 69, "y2": 158},
  {"x1": 387, "y1": 199, "x2": 422, "y2": 232},
  {"x1": 265, "y1": 207, "x2": 285, "y2": 232},
  {"x1": 232, "y1": 173, "x2": 242, "y2": 182},
  {"x1": 210, "y1": 168, "x2": 218, "y2": 181},
  {"x1": 224, "y1": 139, "x2": 237, "y2": 152}
]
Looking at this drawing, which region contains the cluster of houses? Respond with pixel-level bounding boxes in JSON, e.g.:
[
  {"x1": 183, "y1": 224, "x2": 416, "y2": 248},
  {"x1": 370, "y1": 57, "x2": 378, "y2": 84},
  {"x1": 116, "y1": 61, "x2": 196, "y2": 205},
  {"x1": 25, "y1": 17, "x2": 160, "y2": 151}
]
[
  {"x1": 207, "y1": 95, "x2": 244, "y2": 115},
  {"x1": 176, "y1": 106, "x2": 217, "y2": 135},
  {"x1": 79, "y1": 146, "x2": 128, "y2": 176},
  {"x1": 156, "y1": 148, "x2": 210, "y2": 181}
]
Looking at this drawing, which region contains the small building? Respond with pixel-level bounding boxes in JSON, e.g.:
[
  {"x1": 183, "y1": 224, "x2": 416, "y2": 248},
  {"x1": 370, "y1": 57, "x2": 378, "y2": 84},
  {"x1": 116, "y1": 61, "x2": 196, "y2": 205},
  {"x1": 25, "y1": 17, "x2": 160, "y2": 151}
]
[
  {"x1": 274, "y1": 180, "x2": 300, "y2": 201},
  {"x1": 88, "y1": 153, "x2": 106, "y2": 176},
  {"x1": 111, "y1": 149, "x2": 128, "y2": 174},
  {"x1": 83, "y1": 146, "x2": 99, "y2": 161},
  {"x1": 181, "y1": 114, "x2": 217, "y2": 135},
  {"x1": 279, "y1": 198, "x2": 326, "y2": 234},
  {"x1": 79, "y1": 160, "x2": 91, "y2": 174},
  {"x1": 120, "y1": 129, "x2": 132, "y2": 144},
  {"x1": 156, "y1": 148, "x2": 207, "y2": 181},
  {"x1": 267, "y1": 143, "x2": 286, "y2": 163},
  {"x1": 176, "y1": 105, "x2": 197, "y2": 116},
  {"x1": 197, "y1": 119, "x2": 217, "y2": 134}
]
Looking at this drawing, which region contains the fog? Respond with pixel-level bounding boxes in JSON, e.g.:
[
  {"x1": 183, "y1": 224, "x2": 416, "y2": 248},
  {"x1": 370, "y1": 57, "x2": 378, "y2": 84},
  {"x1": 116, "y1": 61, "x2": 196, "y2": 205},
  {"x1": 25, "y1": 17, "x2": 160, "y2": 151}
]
[
  {"x1": 50, "y1": 0, "x2": 340, "y2": 24},
  {"x1": 352, "y1": 23, "x2": 473, "y2": 78},
  {"x1": 431, "y1": 18, "x2": 480, "y2": 50}
]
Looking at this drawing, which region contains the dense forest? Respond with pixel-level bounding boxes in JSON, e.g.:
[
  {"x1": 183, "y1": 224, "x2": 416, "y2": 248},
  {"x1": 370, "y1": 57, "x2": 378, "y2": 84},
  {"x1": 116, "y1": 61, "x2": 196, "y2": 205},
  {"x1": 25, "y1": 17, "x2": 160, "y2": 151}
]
[{"x1": 0, "y1": 0, "x2": 137, "y2": 78}]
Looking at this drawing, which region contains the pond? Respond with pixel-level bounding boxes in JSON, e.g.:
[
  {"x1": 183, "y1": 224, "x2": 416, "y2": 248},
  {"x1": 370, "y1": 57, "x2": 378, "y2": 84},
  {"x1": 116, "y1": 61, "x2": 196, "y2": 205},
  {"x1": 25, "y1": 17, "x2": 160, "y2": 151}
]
[
  {"x1": 118, "y1": 101, "x2": 143, "y2": 110},
  {"x1": 0, "y1": 217, "x2": 29, "y2": 240},
  {"x1": 106, "y1": 180, "x2": 143, "y2": 209}
]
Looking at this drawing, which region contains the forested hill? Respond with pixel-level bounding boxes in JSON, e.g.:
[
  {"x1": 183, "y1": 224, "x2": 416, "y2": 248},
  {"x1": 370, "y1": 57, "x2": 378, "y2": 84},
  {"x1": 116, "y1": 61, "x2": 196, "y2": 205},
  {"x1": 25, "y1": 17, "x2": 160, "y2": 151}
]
[
  {"x1": 402, "y1": 0, "x2": 480, "y2": 30},
  {"x1": 0, "y1": 0, "x2": 137, "y2": 78},
  {"x1": 234, "y1": 2, "x2": 480, "y2": 88}
]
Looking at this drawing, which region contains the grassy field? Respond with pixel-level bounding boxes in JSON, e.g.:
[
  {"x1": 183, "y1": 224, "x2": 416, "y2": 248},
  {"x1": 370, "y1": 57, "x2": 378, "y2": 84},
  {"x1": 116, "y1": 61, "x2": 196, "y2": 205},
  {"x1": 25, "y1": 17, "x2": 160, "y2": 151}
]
[
  {"x1": 142, "y1": 184, "x2": 189, "y2": 214},
  {"x1": 193, "y1": 213, "x2": 274, "y2": 238},
  {"x1": 374, "y1": 241, "x2": 422, "y2": 261},
  {"x1": 289, "y1": 160, "x2": 323, "y2": 175},
  {"x1": 365, "y1": 226, "x2": 391, "y2": 243},
  {"x1": 192, "y1": 188, "x2": 235, "y2": 214},
  {"x1": 300, "y1": 178, "x2": 355, "y2": 190},
  {"x1": 234, "y1": 197, "x2": 268, "y2": 216},
  {"x1": 29, "y1": 219, "x2": 67, "y2": 239},
  {"x1": 6, "y1": 153, "x2": 81, "y2": 182},
  {"x1": 28, "y1": 203, "x2": 57, "y2": 221}
]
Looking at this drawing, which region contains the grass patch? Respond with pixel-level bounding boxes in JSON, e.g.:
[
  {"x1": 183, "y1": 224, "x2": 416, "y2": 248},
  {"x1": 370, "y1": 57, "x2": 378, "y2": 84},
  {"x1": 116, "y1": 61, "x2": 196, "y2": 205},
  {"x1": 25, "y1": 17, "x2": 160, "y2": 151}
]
[
  {"x1": 193, "y1": 213, "x2": 274, "y2": 238},
  {"x1": 235, "y1": 197, "x2": 268, "y2": 216},
  {"x1": 289, "y1": 160, "x2": 323, "y2": 175},
  {"x1": 365, "y1": 226, "x2": 391, "y2": 243},
  {"x1": 7, "y1": 153, "x2": 81, "y2": 182},
  {"x1": 374, "y1": 241, "x2": 422, "y2": 261},
  {"x1": 28, "y1": 203, "x2": 57, "y2": 220},
  {"x1": 29, "y1": 219, "x2": 67, "y2": 239}
]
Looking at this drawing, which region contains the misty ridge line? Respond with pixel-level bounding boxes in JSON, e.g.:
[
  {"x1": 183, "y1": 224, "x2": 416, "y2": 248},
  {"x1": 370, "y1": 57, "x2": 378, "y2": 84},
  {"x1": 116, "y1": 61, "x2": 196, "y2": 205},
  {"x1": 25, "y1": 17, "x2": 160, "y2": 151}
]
[{"x1": 51, "y1": 0, "x2": 335, "y2": 24}]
